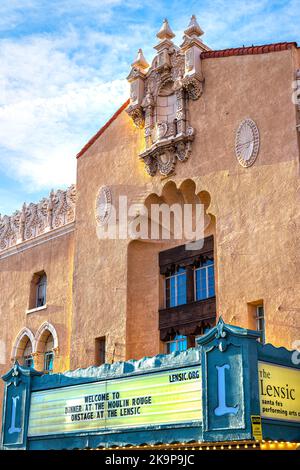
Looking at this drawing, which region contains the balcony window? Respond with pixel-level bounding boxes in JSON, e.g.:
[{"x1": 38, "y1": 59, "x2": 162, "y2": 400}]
[
  {"x1": 195, "y1": 259, "x2": 215, "y2": 301},
  {"x1": 165, "y1": 266, "x2": 187, "y2": 308},
  {"x1": 165, "y1": 334, "x2": 188, "y2": 354},
  {"x1": 159, "y1": 237, "x2": 216, "y2": 344}
]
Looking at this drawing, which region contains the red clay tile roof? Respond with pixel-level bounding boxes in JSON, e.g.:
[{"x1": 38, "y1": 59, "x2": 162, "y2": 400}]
[
  {"x1": 201, "y1": 42, "x2": 297, "y2": 59},
  {"x1": 76, "y1": 99, "x2": 130, "y2": 159}
]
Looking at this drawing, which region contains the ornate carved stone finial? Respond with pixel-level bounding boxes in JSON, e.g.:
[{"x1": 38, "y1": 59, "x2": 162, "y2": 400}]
[
  {"x1": 184, "y1": 14, "x2": 204, "y2": 38},
  {"x1": 132, "y1": 49, "x2": 149, "y2": 71},
  {"x1": 156, "y1": 18, "x2": 175, "y2": 41}
]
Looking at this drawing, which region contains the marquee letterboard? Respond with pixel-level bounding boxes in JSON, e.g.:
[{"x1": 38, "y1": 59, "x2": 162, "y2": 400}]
[{"x1": 28, "y1": 366, "x2": 202, "y2": 436}]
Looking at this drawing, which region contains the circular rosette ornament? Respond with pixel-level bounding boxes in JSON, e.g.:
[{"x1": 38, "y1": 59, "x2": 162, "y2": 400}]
[
  {"x1": 156, "y1": 149, "x2": 176, "y2": 175},
  {"x1": 95, "y1": 186, "x2": 112, "y2": 226},
  {"x1": 235, "y1": 118, "x2": 260, "y2": 167}
]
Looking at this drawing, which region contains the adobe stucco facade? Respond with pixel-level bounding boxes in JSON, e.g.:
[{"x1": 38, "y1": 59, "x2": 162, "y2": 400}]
[{"x1": 0, "y1": 17, "x2": 300, "y2": 426}]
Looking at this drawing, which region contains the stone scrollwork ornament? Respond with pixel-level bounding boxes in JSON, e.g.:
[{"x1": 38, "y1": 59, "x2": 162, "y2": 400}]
[
  {"x1": 126, "y1": 16, "x2": 209, "y2": 176},
  {"x1": 126, "y1": 105, "x2": 145, "y2": 129},
  {"x1": 156, "y1": 122, "x2": 168, "y2": 140},
  {"x1": 182, "y1": 75, "x2": 203, "y2": 100},
  {"x1": 144, "y1": 155, "x2": 158, "y2": 177},
  {"x1": 175, "y1": 140, "x2": 192, "y2": 161},
  {"x1": 156, "y1": 150, "x2": 176, "y2": 175}
]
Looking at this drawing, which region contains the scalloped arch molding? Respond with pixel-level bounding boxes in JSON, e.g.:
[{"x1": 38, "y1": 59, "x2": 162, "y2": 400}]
[{"x1": 11, "y1": 322, "x2": 58, "y2": 359}]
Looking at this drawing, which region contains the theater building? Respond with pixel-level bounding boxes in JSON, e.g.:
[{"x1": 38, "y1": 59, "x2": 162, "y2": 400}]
[{"x1": 0, "y1": 16, "x2": 300, "y2": 449}]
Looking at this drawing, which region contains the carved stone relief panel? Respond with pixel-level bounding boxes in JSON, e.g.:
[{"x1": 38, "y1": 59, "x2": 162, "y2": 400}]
[
  {"x1": 0, "y1": 185, "x2": 76, "y2": 253},
  {"x1": 126, "y1": 16, "x2": 209, "y2": 176}
]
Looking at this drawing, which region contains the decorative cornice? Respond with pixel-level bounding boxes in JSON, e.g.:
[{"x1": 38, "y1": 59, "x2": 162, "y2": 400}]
[
  {"x1": 156, "y1": 18, "x2": 175, "y2": 42},
  {"x1": 0, "y1": 185, "x2": 76, "y2": 256},
  {"x1": 0, "y1": 222, "x2": 74, "y2": 260}
]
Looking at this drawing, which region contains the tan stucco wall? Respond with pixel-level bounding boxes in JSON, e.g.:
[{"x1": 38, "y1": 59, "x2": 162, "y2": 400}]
[
  {"x1": 0, "y1": 230, "x2": 74, "y2": 426},
  {"x1": 73, "y1": 47, "x2": 300, "y2": 368}
]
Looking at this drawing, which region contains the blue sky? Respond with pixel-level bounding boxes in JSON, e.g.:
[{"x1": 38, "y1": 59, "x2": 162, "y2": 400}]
[{"x1": 0, "y1": 0, "x2": 299, "y2": 215}]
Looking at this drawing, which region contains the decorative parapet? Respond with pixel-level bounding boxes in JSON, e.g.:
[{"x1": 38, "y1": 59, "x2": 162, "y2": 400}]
[
  {"x1": 0, "y1": 185, "x2": 76, "y2": 253},
  {"x1": 126, "y1": 16, "x2": 210, "y2": 176}
]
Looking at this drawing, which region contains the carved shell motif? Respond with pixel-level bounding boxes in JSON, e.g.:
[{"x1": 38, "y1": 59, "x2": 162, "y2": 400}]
[
  {"x1": 95, "y1": 186, "x2": 112, "y2": 226},
  {"x1": 235, "y1": 118, "x2": 260, "y2": 168}
]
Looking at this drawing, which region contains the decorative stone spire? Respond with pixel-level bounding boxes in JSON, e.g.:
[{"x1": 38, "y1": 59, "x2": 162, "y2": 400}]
[
  {"x1": 184, "y1": 14, "x2": 204, "y2": 38},
  {"x1": 131, "y1": 49, "x2": 149, "y2": 71},
  {"x1": 156, "y1": 18, "x2": 175, "y2": 41}
]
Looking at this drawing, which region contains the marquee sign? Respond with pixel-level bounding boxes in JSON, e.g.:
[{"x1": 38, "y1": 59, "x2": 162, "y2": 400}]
[
  {"x1": 28, "y1": 366, "x2": 201, "y2": 436},
  {"x1": 258, "y1": 362, "x2": 300, "y2": 423},
  {"x1": 1, "y1": 318, "x2": 300, "y2": 450}
]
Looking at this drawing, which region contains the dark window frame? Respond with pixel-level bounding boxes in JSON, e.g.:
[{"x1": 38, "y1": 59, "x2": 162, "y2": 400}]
[
  {"x1": 95, "y1": 337, "x2": 106, "y2": 366},
  {"x1": 159, "y1": 236, "x2": 216, "y2": 343}
]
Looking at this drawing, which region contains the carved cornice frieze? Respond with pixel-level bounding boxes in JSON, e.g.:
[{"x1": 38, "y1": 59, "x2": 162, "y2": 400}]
[
  {"x1": 126, "y1": 104, "x2": 145, "y2": 129},
  {"x1": 0, "y1": 185, "x2": 76, "y2": 253}
]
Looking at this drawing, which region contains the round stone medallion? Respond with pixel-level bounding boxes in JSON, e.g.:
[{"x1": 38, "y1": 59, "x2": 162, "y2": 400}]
[
  {"x1": 156, "y1": 150, "x2": 176, "y2": 175},
  {"x1": 235, "y1": 118, "x2": 260, "y2": 168}
]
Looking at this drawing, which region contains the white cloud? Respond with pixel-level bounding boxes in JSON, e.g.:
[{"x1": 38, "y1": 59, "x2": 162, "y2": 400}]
[{"x1": 0, "y1": 32, "x2": 129, "y2": 192}]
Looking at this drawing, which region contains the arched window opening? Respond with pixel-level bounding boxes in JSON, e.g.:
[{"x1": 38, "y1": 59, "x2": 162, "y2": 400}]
[
  {"x1": 12, "y1": 328, "x2": 35, "y2": 365},
  {"x1": 44, "y1": 334, "x2": 54, "y2": 373},
  {"x1": 23, "y1": 338, "x2": 34, "y2": 368}
]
